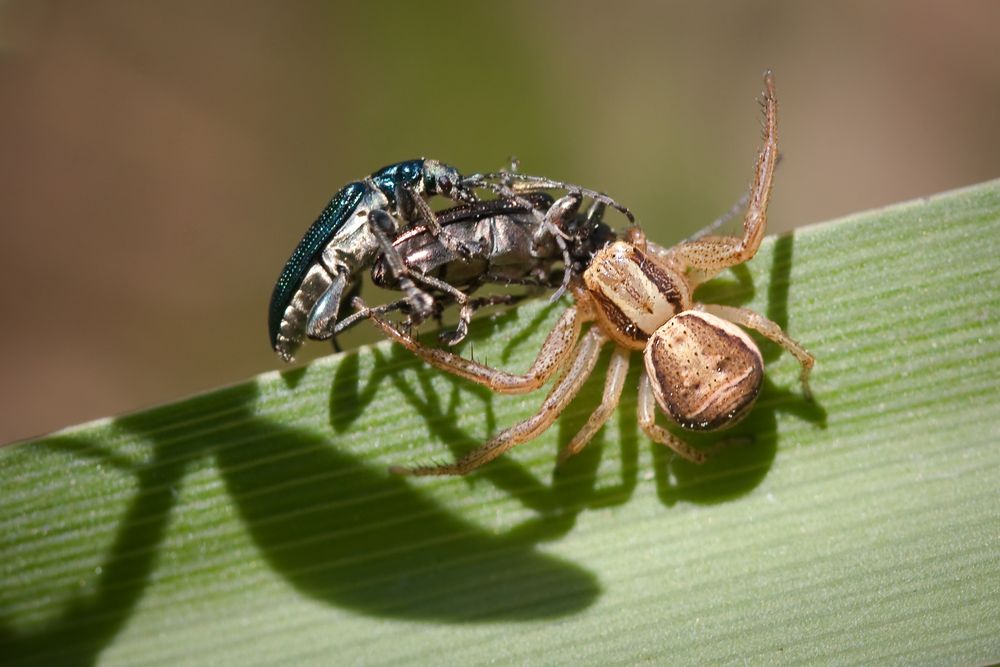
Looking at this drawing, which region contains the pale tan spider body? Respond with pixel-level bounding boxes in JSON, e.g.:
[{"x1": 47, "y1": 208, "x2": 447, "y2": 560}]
[
  {"x1": 361, "y1": 71, "x2": 814, "y2": 476},
  {"x1": 644, "y1": 310, "x2": 763, "y2": 431},
  {"x1": 585, "y1": 234, "x2": 765, "y2": 423}
]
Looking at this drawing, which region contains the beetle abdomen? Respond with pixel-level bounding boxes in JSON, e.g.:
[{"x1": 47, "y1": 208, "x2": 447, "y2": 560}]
[{"x1": 268, "y1": 182, "x2": 367, "y2": 348}]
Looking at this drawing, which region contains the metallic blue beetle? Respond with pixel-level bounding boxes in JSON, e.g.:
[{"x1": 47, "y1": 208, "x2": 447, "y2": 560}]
[{"x1": 268, "y1": 159, "x2": 476, "y2": 362}]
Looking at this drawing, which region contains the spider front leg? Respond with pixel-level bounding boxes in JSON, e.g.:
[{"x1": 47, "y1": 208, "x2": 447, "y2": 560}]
[
  {"x1": 685, "y1": 154, "x2": 784, "y2": 242},
  {"x1": 655, "y1": 71, "x2": 778, "y2": 287},
  {"x1": 700, "y1": 303, "x2": 814, "y2": 399},
  {"x1": 393, "y1": 328, "x2": 608, "y2": 476},
  {"x1": 359, "y1": 299, "x2": 586, "y2": 394}
]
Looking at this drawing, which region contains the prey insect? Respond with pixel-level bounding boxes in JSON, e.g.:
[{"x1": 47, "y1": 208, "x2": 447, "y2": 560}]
[
  {"x1": 462, "y1": 168, "x2": 636, "y2": 301},
  {"x1": 360, "y1": 71, "x2": 815, "y2": 476},
  {"x1": 336, "y1": 191, "x2": 618, "y2": 346},
  {"x1": 268, "y1": 158, "x2": 477, "y2": 362}
]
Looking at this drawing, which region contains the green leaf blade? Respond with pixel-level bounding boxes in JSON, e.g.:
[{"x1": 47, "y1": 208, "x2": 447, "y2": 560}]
[{"x1": 2, "y1": 181, "x2": 999, "y2": 666}]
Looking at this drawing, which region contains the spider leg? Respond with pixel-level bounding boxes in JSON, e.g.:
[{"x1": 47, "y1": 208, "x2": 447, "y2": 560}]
[
  {"x1": 637, "y1": 372, "x2": 709, "y2": 463},
  {"x1": 686, "y1": 192, "x2": 750, "y2": 243},
  {"x1": 361, "y1": 299, "x2": 586, "y2": 394},
  {"x1": 334, "y1": 298, "x2": 399, "y2": 336},
  {"x1": 558, "y1": 347, "x2": 631, "y2": 463},
  {"x1": 392, "y1": 328, "x2": 608, "y2": 476},
  {"x1": 699, "y1": 303, "x2": 814, "y2": 398},
  {"x1": 685, "y1": 154, "x2": 784, "y2": 242},
  {"x1": 656, "y1": 71, "x2": 778, "y2": 286}
]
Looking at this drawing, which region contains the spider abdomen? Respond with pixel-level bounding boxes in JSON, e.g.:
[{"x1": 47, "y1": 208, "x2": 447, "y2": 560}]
[{"x1": 644, "y1": 311, "x2": 763, "y2": 431}]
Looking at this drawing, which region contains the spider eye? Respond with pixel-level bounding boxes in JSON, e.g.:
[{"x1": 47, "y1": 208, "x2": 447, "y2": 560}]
[{"x1": 438, "y1": 175, "x2": 453, "y2": 194}]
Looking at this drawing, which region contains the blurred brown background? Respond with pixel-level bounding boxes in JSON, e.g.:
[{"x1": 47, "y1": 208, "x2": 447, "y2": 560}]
[{"x1": 1, "y1": 1, "x2": 998, "y2": 444}]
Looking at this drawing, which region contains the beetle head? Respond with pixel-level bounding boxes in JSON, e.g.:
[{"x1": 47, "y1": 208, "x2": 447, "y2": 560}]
[{"x1": 424, "y1": 160, "x2": 476, "y2": 203}]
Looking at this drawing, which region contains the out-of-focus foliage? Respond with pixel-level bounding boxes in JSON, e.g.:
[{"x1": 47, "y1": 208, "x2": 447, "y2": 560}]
[{"x1": 1, "y1": 1, "x2": 999, "y2": 444}]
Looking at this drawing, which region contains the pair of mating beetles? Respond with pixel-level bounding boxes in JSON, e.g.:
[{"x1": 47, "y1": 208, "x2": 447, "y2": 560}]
[
  {"x1": 269, "y1": 72, "x2": 813, "y2": 476},
  {"x1": 268, "y1": 159, "x2": 632, "y2": 362}
]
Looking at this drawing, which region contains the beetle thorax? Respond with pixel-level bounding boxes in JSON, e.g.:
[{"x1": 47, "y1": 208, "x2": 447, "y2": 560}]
[{"x1": 584, "y1": 241, "x2": 692, "y2": 350}]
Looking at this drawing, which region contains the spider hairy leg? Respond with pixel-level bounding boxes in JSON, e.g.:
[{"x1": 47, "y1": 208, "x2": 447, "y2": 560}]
[
  {"x1": 393, "y1": 328, "x2": 608, "y2": 476},
  {"x1": 558, "y1": 347, "x2": 631, "y2": 462},
  {"x1": 636, "y1": 373, "x2": 710, "y2": 463},
  {"x1": 655, "y1": 71, "x2": 778, "y2": 286},
  {"x1": 699, "y1": 303, "x2": 814, "y2": 399},
  {"x1": 359, "y1": 299, "x2": 585, "y2": 395}
]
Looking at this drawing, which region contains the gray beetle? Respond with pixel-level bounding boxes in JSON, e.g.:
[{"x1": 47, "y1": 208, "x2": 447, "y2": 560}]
[{"x1": 338, "y1": 190, "x2": 619, "y2": 346}]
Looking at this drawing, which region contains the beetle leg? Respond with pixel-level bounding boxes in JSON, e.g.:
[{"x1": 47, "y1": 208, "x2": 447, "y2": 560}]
[
  {"x1": 368, "y1": 209, "x2": 434, "y2": 322},
  {"x1": 478, "y1": 172, "x2": 635, "y2": 224},
  {"x1": 531, "y1": 193, "x2": 583, "y2": 303},
  {"x1": 398, "y1": 271, "x2": 476, "y2": 346},
  {"x1": 407, "y1": 183, "x2": 484, "y2": 263},
  {"x1": 392, "y1": 327, "x2": 607, "y2": 476},
  {"x1": 361, "y1": 299, "x2": 585, "y2": 395},
  {"x1": 468, "y1": 293, "x2": 525, "y2": 311},
  {"x1": 699, "y1": 303, "x2": 814, "y2": 399},
  {"x1": 336, "y1": 290, "x2": 523, "y2": 343},
  {"x1": 441, "y1": 293, "x2": 529, "y2": 344},
  {"x1": 305, "y1": 271, "x2": 348, "y2": 339},
  {"x1": 637, "y1": 372, "x2": 709, "y2": 463},
  {"x1": 533, "y1": 193, "x2": 581, "y2": 245},
  {"x1": 558, "y1": 346, "x2": 630, "y2": 462},
  {"x1": 489, "y1": 182, "x2": 573, "y2": 300},
  {"x1": 583, "y1": 199, "x2": 606, "y2": 229},
  {"x1": 409, "y1": 185, "x2": 441, "y2": 232}
]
